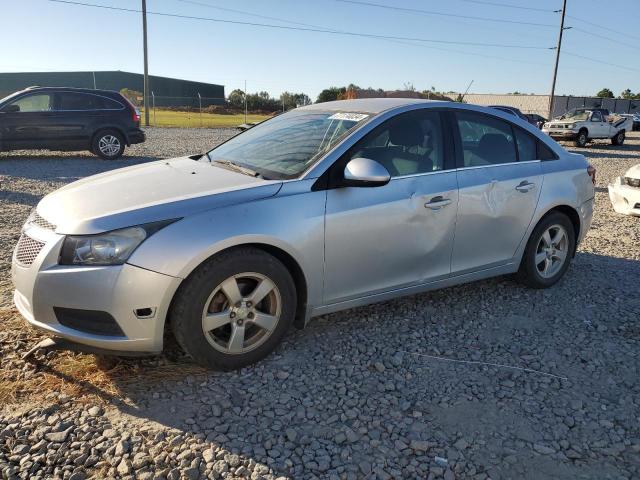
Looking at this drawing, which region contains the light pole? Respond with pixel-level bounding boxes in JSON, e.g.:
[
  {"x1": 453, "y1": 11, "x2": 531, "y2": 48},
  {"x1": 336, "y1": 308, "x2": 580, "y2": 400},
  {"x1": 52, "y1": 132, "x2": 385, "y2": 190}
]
[
  {"x1": 548, "y1": 0, "x2": 568, "y2": 121},
  {"x1": 142, "y1": 0, "x2": 150, "y2": 127}
]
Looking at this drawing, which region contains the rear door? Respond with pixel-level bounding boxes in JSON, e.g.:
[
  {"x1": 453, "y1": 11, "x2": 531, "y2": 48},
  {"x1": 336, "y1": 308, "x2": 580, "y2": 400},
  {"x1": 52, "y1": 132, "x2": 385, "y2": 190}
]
[
  {"x1": 450, "y1": 110, "x2": 543, "y2": 273},
  {"x1": 0, "y1": 92, "x2": 55, "y2": 149},
  {"x1": 323, "y1": 109, "x2": 458, "y2": 304},
  {"x1": 54, "y1": 92, "x2": 116, "y2": 147}
]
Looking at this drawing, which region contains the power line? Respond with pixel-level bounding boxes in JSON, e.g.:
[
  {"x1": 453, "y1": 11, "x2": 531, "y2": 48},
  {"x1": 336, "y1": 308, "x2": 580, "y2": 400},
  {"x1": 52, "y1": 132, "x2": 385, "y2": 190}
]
[
  {"x1": 46, "y1": 0, "x2": 553, "y2": 50},
  {"x1": 333, "y1": 0, "x2": 557, "y2": 28},
  {"x1": 451, "y1": 0, "x2": 556, "y2": 12},
  {"x1": 567, "y1": 14, "x2": 640, "y2": 43},
  {"x1": 571, "y1": 27, "x2": 640, "y2": 51},
  {"x1": 173, "y1": 0, "x2": 554, "y2": 69},
  {"x1": 563, "y1": 51, "x2": 640, "y2": 74}
]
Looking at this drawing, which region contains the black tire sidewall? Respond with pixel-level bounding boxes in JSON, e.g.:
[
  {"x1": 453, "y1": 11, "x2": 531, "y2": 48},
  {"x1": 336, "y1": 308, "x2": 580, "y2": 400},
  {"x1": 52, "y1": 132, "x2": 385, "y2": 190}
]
[
  {"x1": 518, "y1": 213, "x2": 576, "y2": 289},
  {"x1": 92, "y1": 130, "x2": 125, "y2": 160},
  {"x1": 170, "y1": 249, "x2": 296, "y2": 370},
  {"x1": 617, "y1": 132, "x2": 624, "y2": 145},
  {"x1": 575, "y1": 130, "x2": 588, "y2": 147}
]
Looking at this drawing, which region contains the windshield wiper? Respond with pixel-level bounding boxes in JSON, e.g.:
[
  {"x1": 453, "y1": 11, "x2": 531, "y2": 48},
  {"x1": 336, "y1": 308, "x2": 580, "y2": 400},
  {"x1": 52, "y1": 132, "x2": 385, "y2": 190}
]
[{"x1": 212, "y1": 159, "x2": 262, "y2": 178}]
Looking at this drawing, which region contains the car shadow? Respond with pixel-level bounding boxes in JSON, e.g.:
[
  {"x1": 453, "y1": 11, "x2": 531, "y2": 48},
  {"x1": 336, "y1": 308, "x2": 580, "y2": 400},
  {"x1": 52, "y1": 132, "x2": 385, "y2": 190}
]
[{"x1": 28, "y1": 251, "x2": 640, "y2": 478}]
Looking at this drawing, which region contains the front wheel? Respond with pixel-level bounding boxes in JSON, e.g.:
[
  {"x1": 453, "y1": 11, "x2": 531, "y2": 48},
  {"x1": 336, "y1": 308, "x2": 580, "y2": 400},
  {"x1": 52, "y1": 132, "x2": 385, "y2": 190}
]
[
  {"x1": 574, "y1": 130, "x2": 588, "y2": 148},
  {"x1": 516, "y1": 212, "x2": 575, "y2": 289},
  {"x1": 92, "y1": 130, "x2": 125, "y2": 159},
  {"x1": 611, "y1": 131, "x2": 625, "y2": 146},
  {"x1": 170, "y1": 248, "x2": 296, "y2": 370}
]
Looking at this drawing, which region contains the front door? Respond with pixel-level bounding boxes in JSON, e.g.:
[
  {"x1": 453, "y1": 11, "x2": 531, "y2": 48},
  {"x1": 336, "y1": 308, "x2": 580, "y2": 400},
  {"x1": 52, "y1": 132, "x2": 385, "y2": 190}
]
[
  {"x1": 323, "y1": 109, "x2": 458, "y2": 304},
  {"x1": 0, "y1": 92, "x2": 56, "y2": 149},
  {"x1": 450, "y1": 110, "x2": 543, "y2": 273}
]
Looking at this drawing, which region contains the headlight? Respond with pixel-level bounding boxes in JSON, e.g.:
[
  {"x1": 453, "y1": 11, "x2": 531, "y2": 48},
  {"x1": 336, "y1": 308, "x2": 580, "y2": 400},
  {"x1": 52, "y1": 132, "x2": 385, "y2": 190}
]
[
  {"x1": 59, "y1": 220, "x2": 177, "y2": 266},
  {"x1": 624, "y1": 177, "x2": 640, "y2": 188}
]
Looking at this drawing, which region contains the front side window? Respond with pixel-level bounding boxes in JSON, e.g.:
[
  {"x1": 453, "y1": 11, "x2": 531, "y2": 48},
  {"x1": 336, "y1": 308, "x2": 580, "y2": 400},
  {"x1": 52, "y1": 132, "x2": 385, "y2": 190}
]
[
  {"x1": 207, "y1": 110, "x2": 369, "y2": 179},
  {"x1": 591, "y1": 111, "x2": 602, "y2": 122},
  {"x1": 8, "y1": 94, "x2": 53, "y2": 112},
  {"x1": 346, "y1": 110, "x2": 445, "y2": 177},
  {"x1": 455, "y1": 111, "x2": 517, "y2": 166}
]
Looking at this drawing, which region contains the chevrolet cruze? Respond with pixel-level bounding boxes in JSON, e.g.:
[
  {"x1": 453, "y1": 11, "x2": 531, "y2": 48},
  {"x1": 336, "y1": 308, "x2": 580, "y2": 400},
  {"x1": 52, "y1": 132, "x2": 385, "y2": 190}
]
[{"x1": 12, "y1": 99, "x2": 595, "y2": 369}]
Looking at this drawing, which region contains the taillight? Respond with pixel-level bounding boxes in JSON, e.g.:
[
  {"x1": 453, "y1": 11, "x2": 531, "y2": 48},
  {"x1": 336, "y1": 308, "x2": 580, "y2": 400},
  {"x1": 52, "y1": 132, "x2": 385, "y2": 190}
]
[
  {"x1": 587, "y1": 165, "x2": 596, "y2": 185},
  {"x1": 132, "y1": 109, "x2": 141, "y2": 123},
  {"x1": 119, "y1": 95, "x2": 140, "y2": 124}
]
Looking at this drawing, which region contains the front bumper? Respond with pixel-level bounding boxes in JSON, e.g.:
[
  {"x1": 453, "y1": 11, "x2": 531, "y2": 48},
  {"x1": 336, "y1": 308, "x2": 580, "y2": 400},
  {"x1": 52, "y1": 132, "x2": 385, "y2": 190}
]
[
  {"x1": 608, "y1": 178, "x2": 640, "y2": 216},
  {"x1": 543, "y1": 128, "x2": 578, "y2": 140},
  {"x1": 11, "y1": 224, "x2": 181, "y2": 353}
]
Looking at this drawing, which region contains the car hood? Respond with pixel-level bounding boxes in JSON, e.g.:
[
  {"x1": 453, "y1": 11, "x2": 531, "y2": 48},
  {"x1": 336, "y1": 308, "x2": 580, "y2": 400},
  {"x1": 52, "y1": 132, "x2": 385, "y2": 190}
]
[{"x1": 37, "y1": 156, "x2": 283, "y2": 234}]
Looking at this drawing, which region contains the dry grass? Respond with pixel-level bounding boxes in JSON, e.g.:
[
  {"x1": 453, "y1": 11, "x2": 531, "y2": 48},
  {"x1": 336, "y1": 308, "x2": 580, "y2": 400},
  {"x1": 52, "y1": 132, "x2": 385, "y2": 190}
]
[
  {"x1": 0, "y1": 308, "x2": 205, "y2": 406},
  {"x1": 140, "y1": 109, "x2": 270, "y2": 128}
]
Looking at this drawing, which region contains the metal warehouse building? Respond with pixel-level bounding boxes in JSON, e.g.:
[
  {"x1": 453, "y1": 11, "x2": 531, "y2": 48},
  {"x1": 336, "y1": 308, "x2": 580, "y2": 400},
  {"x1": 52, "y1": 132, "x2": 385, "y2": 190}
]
[{"x1": 0, "y1": 71, "x2": 224, "y2": 107}]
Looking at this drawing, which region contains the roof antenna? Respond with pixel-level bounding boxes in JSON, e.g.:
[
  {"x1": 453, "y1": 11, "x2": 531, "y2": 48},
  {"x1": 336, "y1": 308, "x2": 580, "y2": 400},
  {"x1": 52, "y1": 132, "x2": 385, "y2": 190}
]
[{"x1": 459, "y1": 80, "x2": 474, "y2": 102}]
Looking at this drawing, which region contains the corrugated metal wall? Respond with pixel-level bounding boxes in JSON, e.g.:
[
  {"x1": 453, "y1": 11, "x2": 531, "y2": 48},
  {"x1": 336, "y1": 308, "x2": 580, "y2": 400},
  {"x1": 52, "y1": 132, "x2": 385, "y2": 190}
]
[{"x1": 0, "y1": 71, "x2": 224, "y2": 107}]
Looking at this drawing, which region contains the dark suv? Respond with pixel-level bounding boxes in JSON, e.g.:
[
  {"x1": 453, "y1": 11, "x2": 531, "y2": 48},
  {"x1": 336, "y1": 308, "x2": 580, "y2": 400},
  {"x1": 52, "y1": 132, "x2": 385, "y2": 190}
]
[{"x1": 0, "y1": 86, "x2": 145, "y2": 159}]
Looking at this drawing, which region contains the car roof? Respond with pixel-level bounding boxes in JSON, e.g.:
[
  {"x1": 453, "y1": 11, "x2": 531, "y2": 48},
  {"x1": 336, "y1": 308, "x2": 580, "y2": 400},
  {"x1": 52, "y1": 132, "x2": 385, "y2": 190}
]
[
  {"x1": 299, "y1": 98, "x2": 445, "y2": 114},
  {"x1": 19, "y1": 86, "x2": 120, "y2": 96}
]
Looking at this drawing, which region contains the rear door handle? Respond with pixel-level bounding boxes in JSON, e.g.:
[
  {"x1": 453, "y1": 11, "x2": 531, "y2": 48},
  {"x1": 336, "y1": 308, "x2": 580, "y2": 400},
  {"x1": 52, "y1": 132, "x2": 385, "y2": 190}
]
[
  {"x1": 515, "y1": 181, "x2": 536, "y2": 193},
  {"x1": 425, "y1": 196, "x2": 452, "y2": 210}
]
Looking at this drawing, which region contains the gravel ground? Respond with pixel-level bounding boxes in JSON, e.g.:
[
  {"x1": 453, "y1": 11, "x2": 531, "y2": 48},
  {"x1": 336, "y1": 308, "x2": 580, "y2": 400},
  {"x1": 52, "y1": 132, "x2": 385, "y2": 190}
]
[{"x1": 1, "y1": 128, "x2": 639, "y2": 480}]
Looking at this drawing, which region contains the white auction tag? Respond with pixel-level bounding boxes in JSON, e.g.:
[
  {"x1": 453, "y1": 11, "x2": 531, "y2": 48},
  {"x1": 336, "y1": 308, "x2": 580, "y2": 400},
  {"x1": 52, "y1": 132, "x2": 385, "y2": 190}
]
[{"x1": 327, "y1": 112, "x2": 369, "y2": 122}]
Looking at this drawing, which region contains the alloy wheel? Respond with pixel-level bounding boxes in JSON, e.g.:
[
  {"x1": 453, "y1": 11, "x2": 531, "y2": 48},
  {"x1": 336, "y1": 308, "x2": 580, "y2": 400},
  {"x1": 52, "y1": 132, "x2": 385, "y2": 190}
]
[
  {"x1": 535, "y1": 224, "x2": 568, "y2": 279},
  {"x1": 201, "y1": 272, "x2": 282, "y2": 354},
  {"x1": 98, "y1": 135, "x2": 121, "y2": 157}
]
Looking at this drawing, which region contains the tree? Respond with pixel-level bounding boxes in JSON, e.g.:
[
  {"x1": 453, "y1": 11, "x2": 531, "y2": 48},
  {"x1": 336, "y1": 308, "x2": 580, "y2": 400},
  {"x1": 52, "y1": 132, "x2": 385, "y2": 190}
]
[
  {"x1": 596, "y1": 88, "x2": 614, "y2": 98},
  {"x1": 227, "y1": 89, "x2": 245, "y2": 108},
  {"x1": 620, "y1": 88, "x2": 638, "y2": 99},
  {"x1": 280, "y1": 92, "x2": 311, "y2": 110},
  {"x1": 316, "y1": 87, "x2": 346, "y2": 103}
]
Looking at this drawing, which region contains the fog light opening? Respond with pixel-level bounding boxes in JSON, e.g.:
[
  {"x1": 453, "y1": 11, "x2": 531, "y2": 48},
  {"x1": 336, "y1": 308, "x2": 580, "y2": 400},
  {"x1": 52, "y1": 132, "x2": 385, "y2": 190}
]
[{"x1": 134, "y1": 307, "x2": 156, "y2": 319}]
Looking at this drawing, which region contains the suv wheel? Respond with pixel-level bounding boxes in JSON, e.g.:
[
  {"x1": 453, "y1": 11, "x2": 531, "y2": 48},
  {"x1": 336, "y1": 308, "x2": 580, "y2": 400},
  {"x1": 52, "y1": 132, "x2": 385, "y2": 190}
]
[
  {"x1": 611, "y1": 131, "x2": 625, "y2": 146},
  {"x1": 170, "y1": 248, "x2": 296, "y2": 370},
  {"x1": 574, "y1": 129, "x2": 588, "y2": 148},
  {"x1": 516, "y1": 212, "x2": 575, "y2": 289},
  {"x1": 92, "y1": 130, "x2": 125, "y2": 159}
]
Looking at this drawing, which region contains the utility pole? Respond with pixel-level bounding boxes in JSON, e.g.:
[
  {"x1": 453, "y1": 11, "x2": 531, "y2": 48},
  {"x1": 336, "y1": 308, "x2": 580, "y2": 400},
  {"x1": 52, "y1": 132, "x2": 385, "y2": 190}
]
[
  {"x1": 548, "y1": 0, "x2": 568, "y2": 121},
  {"x1": 244, "y1": 80, "x2": 247, "y2": 123},
  {"x1": 142, "y1": 0, "x2": 150, "y2": 127}
]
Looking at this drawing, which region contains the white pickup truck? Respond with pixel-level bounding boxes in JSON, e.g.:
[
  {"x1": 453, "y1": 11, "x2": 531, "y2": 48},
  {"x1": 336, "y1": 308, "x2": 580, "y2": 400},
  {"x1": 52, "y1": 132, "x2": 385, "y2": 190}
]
[{"x1": 542, "y1": 108, "x2": 632, "y2": 148}]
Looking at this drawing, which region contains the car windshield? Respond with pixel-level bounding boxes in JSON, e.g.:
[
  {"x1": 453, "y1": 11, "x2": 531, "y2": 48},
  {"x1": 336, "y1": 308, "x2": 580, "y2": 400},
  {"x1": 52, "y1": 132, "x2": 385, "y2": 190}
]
[
  {"x1": 0, "y1": 91, "x2": 22, "y2": 106},
  {"x1": 559, "y1": 109, "x2": 590, "y2": 121},
  {"x1": 206, "y1": 110, "x2": 370, "y2": 179}
]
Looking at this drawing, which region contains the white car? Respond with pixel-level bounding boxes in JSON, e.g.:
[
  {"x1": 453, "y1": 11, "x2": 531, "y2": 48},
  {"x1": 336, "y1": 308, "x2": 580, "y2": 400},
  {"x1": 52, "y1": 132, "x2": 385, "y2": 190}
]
[
  {"x1": 543, "y1": 108, "x2": 631, "y2": 147},
  {"x1": 609, "y1": 164, "x2": 640, "y2": 216}
]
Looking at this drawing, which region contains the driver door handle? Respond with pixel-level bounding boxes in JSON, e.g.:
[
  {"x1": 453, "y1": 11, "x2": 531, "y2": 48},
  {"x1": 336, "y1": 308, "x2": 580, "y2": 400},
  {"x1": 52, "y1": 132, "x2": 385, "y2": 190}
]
[
  {"x1": 425, "y1": 196, "x2": 452, "y2": 210},
  {"x1": 515, "y1": 181, "x2": 536, "y2": 193}
]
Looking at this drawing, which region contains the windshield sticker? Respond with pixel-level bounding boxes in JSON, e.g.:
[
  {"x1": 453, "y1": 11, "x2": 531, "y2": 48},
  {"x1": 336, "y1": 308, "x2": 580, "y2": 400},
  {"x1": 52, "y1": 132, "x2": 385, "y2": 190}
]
[{"x1": 328, "y1": 112, "x2": 369, "y2": 122}]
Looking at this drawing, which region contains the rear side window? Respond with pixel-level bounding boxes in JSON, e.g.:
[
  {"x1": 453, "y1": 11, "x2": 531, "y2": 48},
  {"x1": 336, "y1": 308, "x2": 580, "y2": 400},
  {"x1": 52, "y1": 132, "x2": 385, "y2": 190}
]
[
  {"x1": 514, "y1": 128, "x2": 537, "y2": 161},
  {"x1": 57, "y1": 93, "x2": 123, "y2": 111},
  {"x1": 537, "y1": 141, "x2": 557, "y2": 160},
  {"x1": 455, "y1": 111, "x2": 517, "y2": 166}
]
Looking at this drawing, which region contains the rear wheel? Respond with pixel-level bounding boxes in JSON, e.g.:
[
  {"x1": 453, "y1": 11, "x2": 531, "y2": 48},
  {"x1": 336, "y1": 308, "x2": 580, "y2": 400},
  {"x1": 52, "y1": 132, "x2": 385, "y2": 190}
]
[
  {"x1": 574, "y1": 129, "x2": 588, "y2": 148},
  {"x1": 92, "y1": 130, "x2": 125, "y2": 159},
  {"x1": 611, "y1": 131, "x2": 625, "y2": 146},
  {"x1": 516, "y1": 212, "x2": 575, "y2": 289},
  {"x1": 170, "y1": 248, "x2": 296, "y2": 370}
]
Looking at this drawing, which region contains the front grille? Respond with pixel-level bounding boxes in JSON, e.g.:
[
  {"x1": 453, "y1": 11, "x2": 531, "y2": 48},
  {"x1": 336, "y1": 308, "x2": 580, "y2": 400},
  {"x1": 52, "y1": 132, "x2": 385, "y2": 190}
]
[
  {"x1": 15, "y1": 234, "x2": 46, "y2": 266},
  {"x1": 624, "y1": 177, "x2": 640, "y2": 188},
  {"x1": 30, "y1": 211, "x2": 56, "y2": 231}
]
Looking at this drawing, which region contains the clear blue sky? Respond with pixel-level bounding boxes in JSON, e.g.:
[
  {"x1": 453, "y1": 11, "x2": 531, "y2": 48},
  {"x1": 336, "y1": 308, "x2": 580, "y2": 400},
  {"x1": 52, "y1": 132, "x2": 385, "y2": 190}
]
[{"x1": 4, "y1": 0, "x2": 639, "y2": 100}]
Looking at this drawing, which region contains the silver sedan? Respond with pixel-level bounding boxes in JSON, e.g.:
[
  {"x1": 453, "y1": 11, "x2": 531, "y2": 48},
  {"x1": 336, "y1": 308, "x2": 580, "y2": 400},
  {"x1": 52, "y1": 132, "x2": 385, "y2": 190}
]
[{"x1": 12, "y1": 98, "x2": 595, "y2": 369}]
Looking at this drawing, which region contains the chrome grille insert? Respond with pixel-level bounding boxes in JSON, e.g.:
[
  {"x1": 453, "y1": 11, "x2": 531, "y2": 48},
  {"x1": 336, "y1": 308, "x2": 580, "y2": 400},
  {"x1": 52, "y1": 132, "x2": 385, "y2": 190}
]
[
  {"x1": 30, "y1": 211, "x2": 57, "y2": 231},
  {"x1": 15, "y1": 234, "x2": 46, "y2": 266}
]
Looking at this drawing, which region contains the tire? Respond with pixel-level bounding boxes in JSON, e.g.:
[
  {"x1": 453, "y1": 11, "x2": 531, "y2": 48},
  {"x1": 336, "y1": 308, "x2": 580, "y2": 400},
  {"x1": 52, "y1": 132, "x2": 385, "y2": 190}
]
[
  {"x1": 92, "y1": 129, "x2": 125, "y2": 159},
  {"x1": 611, "y1": 131, "x2": 625, "y2": 146},
  {"x1": 574, "y1": 129, "x2": 588, "y2": 148},
  {"x1": 516, "y1": 212, "x2": 576, "y2": 289},
  {"x1": 169, "y1": 247, "x2": 296, "y2": 370}
]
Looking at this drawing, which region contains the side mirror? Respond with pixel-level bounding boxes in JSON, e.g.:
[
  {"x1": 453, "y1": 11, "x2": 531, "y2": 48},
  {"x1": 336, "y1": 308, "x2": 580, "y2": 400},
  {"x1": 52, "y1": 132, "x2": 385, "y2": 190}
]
[
  {"x1": 1, "y1": 104, "x2": 19, "y2": 113},
  {"x1": 343, "y1": 157, "x2": 390, "y2": 187}
]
